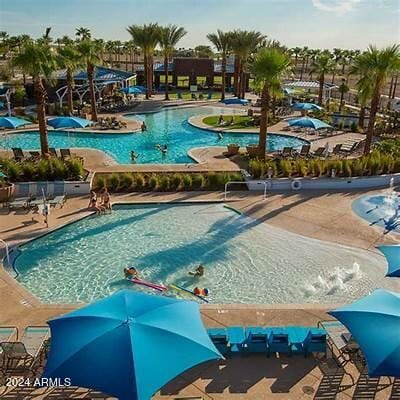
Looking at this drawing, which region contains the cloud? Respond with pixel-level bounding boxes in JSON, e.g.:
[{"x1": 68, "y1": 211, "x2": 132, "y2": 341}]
[{"x1": 311, "y1": 0, "x2": 363, "y2": 13}]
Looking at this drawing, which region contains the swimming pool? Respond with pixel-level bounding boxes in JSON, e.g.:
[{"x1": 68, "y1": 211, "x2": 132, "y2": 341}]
[
  {"x1": 0, "y1": 107, "x2": 306, "y2": 164},
  {"x1": 352, "y1": 192, "x2": 400, "y2": 234},
  {"x1": 12, "y1": 203, "x2": 399, "y2": 305}
]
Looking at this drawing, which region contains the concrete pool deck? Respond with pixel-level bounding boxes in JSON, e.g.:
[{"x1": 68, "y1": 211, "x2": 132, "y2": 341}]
[{"x1": 0, "y1": 190, "x2": 399, "y2": 399}]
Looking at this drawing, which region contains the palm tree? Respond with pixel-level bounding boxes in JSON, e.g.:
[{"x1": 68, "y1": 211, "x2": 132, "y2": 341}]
[
  {"x1": 251, "y1": 47, "x2": 292, "y2": 160},
  {"x1": 311, "y1": 52, "x2": 335, "y2": 105},
  {"x1": 58, "y1": 43, "x2": 84, "y2": 115},
  {"x1": 127, "y1": 23, "x2": 160, "y2": 99},
  {"x1": 207, "y1": 30, "x2": 231, "y2": 101},
  {"x1": 230, "y1": 30, "x2": 265, "y2": 98},
  {"x1": 356, "y1": 45, "x2": 400, "y2": 154},
  {"x1": 75, "y1": 27, "x2": 91, "y2": 41},
  {"x1": 77, "y1": 39, "x2": 101, "y2": 121},
  {"x1": 338, "y1": 78, "x2": 349, "y2": 113},
  {"x1": 291, "y1": 47, "x2": 302, "y2": 76},
  {"x1": 299, "y1": 46, "x2": 309, "y2": 79},
  {"x1": 159, "y1": 25, "x2": 187, "y2": 100},
  {"x1": 12, "y1": 39, "x2": 58, "y2": 157}
]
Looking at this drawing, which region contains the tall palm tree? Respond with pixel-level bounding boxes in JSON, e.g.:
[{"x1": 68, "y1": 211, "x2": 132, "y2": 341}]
[
  {"x1": 356, "y1": 45, "x2": 400, "y2": 154},
  {"x1": 75, "y1": 27, "x2": 91, "y2": 41},
  {"x1": 299, "y1": 46, "x2": 309, "y2": 79},
  {"x1": 350, "y1": 53, "x2": 373, "y2": 130},
  {"x1": 127, "y1": 23, "x2": 160, "y2": 99},
  {"x1": 251, "y1": 47, "x2": 292, "y2": 160},
  {"x1": 77, "y1": 39, "x2": 101, "y2": 121},
  {"x1": 12, "y1": 39, "x2": 58, "y2": 157},
  {"x1": 207, "y1": 30, "x2": 231, "y2": 101},
  {"x1": 230, "y1": 30, "x2": 265, "y2": 98},
  {"x1": 291, "y1": 46, "x2": 302, "y2": 76},
  {"x1": 159, "y1": 25, "x2": 187, "y2": 100},
  {"x1": 58, "y1": 43, "x2": 84, "y2": 115},
  {"x1": 311, "y1": 52, "x2": 335, "y2": 105}
]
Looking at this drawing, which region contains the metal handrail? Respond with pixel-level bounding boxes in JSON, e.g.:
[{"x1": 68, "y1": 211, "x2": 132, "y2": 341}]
[{"x1": 224, "y1": 181, "x2": 268, "y2": 201}]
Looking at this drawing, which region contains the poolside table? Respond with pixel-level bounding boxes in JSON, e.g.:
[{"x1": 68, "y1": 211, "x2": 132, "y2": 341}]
[{"x1": 227, "y1": 326, "x2": 246, "y2": 354}]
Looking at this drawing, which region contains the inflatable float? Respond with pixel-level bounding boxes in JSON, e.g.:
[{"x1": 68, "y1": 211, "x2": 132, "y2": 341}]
[
  {"x1": 169, "y1": 284, "x2": 209, "y2": 303},
  {"x1": 128, "y1": 277, "x2": 168, "y2": 292}
]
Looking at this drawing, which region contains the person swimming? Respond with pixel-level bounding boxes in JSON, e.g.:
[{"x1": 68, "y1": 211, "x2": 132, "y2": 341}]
[
  {"x1": 141, "y1": 122, "x2": 147, "y2": 132},
  {"x1": 124, "y1": 267, "x2": 139, "y2": 279},
  {"x1": 189, "y1": 264, "x2": 204, "y2": 277},
  {"x1": 131, "y1": 150, "x2": 139, "y2": 162}
]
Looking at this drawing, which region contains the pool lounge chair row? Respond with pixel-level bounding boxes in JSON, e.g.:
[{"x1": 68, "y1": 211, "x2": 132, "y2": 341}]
[
  {"x1": 208, "y1": 325, "x2": 326, "y2": 357},
  {"x1": 0, "y1": 326, "x2": 50, "y2": 375},
  {"x1": 12, "y1": 147, "x2": 83, "y2": 164}
]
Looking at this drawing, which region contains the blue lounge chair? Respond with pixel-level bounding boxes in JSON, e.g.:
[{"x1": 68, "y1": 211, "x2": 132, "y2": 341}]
[
  {"x1": 227, "y1": 326, "x2": 246, "y2": 354},
  {"x1": 267, "y1": 328, "x2": 291, "y2": 356},
  {"x1": 303, "y1": 328, "x2": 327, "y2": 356},
  {"x1": 244, "y1": 327, "x2": 268, "y2": 354},
  {"x1": 207, "y1": 328, "x2": 229, "y2": 356}
]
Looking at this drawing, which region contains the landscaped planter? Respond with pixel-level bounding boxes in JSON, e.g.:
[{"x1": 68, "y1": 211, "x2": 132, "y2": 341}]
[{"x1": 0, "y1": 183, "x2": 14, "y2": 202}]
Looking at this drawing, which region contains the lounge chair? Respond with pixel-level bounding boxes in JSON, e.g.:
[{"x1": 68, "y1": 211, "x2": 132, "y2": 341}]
[
  {"x1": 0, "y1": 326, "x2": 18, "y2": 367},
  {"x1": 49, "y1": 147, "x2": 58, "y2": 158},
  {"x1": 207, "y1": 328, "x2": 230, "y2": 356},
  {"x1": 340, "y1": 141, "x2": 360, "y2": 154},
  {"x1": 279, "y1": 147, "x2": 293, "y2": 158},
  {"x1": 12, "y1": 147, "x2": 25, "y2": 162},
  {"x1": 244, "y1": 327, "x2": 268, "y2": 354},
  {"x1": 227, "y1": 326, "x2": 246, "y2": 354},
  {"x1": 266, "y1": 328, "x2": 291, "y2": 356},
  {"x1": 48, "y1": 182, "x2": 66, "y2": 208},
  {"x1": 7, "y1": 183, "x2": 31, "y2": 210},
  {"x1": 297, "y1": 144, "x2": 311, "y2": 158},
  {"x1": 312, "y1": 147, "x2": 326, "y2": 158},
  {"x1": 60, "y1": 148, "x2": 84, "y2": 164},
  {"x1": 29, "y1": 151, "x2": 41, "y2": 161},
  {"x1": 331, "y1": 144, "x2": 343, "y2": 156},
  {"x1": 303, "y1": 328, "x2": 327, "y2": 356},
  {"x1": 0, "y1": 326, "x2": 50, "y2": 374}
]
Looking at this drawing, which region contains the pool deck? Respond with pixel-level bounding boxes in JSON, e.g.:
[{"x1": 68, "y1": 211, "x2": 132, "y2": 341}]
[{"x1": 0, "y1": 189, "x2": 399, "y2": 398}]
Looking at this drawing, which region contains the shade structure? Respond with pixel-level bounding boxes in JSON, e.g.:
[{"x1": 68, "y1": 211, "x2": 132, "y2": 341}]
[
  {"x1": 378, "y1": 245, "x2": 400, "y2": 277},
  {"x1": 48, "y1": 116, "x2": 92, "y2": 129},
  {"x1": 288, "y1": 117, "x2": 332, "y2": 130},
  {"x1": 0, "y1": 116, "x2": 29, "y2": 129},
  {"x1": 329, "y1": 289, "x2": 400, "y2": 377},
  {"x1": 120, "y1": 86, "x2": 144, "y2": 94},
  {"x1": 292, "y1": 102, "x2": 323, "y2": 111},
  {"x1": 42, "y1": 290, "x2": 222, "y2": 400}
]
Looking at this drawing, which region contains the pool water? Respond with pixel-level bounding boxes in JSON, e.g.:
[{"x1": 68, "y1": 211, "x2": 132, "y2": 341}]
[
  {"x1": 14, "y1": 203, "x2": 398, "y2": 305},
  {"x1": 352, "y1": 192, "x2": 400, "y2": 234},
  {"x1": 0, "y1": 107, "x2": 306, "y2": 164}
]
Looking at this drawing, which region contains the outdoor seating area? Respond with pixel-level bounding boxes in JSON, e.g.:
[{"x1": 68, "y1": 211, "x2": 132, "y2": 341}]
[
  {"x1": 94, "y1": 116, "x2": 128, "y2": 130},
  {"x1": 207, "y1": 325, "x2": 327, "y2": 357},
  {"x1": 10, "y1": 147, "x2": 84, "y2": 165}
]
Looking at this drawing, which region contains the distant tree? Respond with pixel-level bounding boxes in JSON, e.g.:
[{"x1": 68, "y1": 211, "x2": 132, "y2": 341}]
[
  {"x1": 207, "y1": 30, "x2": 232, "y2": 100},
  {"x1": 311, "y1": 52, "x2": 335, "y2": 105},
  {"x1": 194, "y1": 45, "x2": 214, "y2": 58},
  {"x1": 159, "y1": 25, "x2": 187, "y2": 100},
  {"x1": 75, "y1": 27, "x2": 91, "y2": 41}
]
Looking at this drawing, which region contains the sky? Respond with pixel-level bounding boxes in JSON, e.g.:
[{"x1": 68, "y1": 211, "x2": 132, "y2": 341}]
[{"x1": 1, "y1": 0, "x2": 399, "y2": 50}]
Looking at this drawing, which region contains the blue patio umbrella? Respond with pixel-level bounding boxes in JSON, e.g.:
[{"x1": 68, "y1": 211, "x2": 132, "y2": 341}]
[
  {"x1": 292, "y1": 102, "x2": 323, "y2": 111},
  {"x1": 288, "y1": 117, "x2": 332, "y2": 130},
  {"x1": 378, "y1": 245, "x2": 400, "y2": 277},
  {"x1": 0, "y1": 116, "x2": 29, "y2": 129},
  {"x1": 48, "y1": 116, "x2": 92, "y2": 129},
  {"x1": 329, "y1": 289, "x2": 400, "y2": 377},
  {"x1": 222, "y1": 98, "x2": 249, "y2": 105},
  {"x1": 120, "y1": 86, "x2": 144, "y2": 94},
  {"x1": 42, "y1": 290, "x2": 222, "y2": 400}
]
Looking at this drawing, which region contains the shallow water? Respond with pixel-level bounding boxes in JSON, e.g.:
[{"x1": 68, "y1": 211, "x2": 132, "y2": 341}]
[{"x1": 14, "y1": 203, "x2": 398, "y2": 304}]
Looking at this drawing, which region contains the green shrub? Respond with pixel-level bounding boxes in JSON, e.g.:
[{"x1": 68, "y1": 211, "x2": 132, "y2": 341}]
[
  {"x1": 36, "y1": 159, "x2": 51, "y2": 180},
  {"x1": 95, "y1": 175, "x2": 106, "y2": 190},
  {"x1": 120, "y1": 173, "x2": 134, "y2": 190},
  {"x1": 182, "y1": 174, "x2": 192, "y2": 188},
  {"x1": 207, "y1": 172, "x2": 219, "y2": 188},
  {"x1": 249, "y1": 159, "x2": 262, "y2": 178},
  {"x1": 350, "y1": 121, "x2": 358, "y2": 132},
  {"x1": 342, "y1": 160, "x2": 352, "y2": 177},
  {"x1": 21, "y1": 162, "x2": 36, "y2": 180},
  {"x1": 108, "y1": 174, "x2": 120, "y2": 191},
  {"x1": 280, "y1": 160, "x2": 292, "y2": 177},
  {"x1": 158, "y1": 175, "x2": 170, "y2": 191},
  {"x1": 171, "y1": 174, "x2": 182, "y2": 190},
  {"x1": 5, "y1": 161, "x2": 21, "y2": 181},
  {"x1": 148, "y1": 175, "x2": 158, "y2": 190},
  {"x1": 192, "y1": 174, "x2": 205, "y2": 188},
  {"x1": 52, "y1": 158, "x2": 68, "y2": 180},
  {"x1": 135, "y1": 174, "x2": 144, "y2": 190},
  {"x1": 66, "y1": 159, "x2": 84, "y2": 180}
]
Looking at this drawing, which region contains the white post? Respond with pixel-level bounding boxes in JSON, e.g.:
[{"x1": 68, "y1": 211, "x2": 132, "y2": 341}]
[{"x1": 0, "y1": 239, "x2": 10, "y2": 265}]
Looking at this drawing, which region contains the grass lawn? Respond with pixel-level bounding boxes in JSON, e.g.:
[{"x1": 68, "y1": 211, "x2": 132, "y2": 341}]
[{"x1": 202, "y1": 115, "x2": 252, "y2": 129}]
